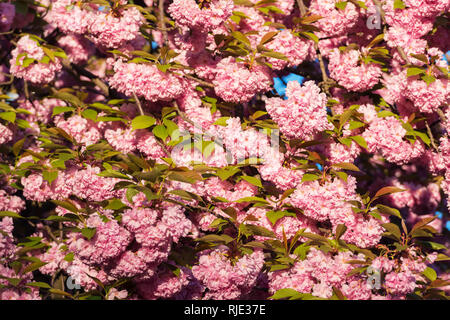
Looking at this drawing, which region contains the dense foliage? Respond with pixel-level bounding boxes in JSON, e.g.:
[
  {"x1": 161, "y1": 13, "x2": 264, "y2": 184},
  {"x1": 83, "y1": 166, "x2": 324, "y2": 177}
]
[{"x1": 0, "y1": 0, "x2": 449, "y2": 300}]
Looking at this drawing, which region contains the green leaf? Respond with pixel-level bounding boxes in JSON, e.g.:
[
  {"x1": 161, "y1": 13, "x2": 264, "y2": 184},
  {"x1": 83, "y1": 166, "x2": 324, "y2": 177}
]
[
  {"x1": 436, "y1": 253, "x2": 450, "y2": 261},
  {"x1": 407, "y1": 67, "x2": 425, "y2": 77},
  {"x1": 208, "y1": 218, "x2": 229, "y2": 231},
  {"x1": 261, "y1": 51, "x2": 289, "y2": 61},
  {"x1": 421, "y1": 74, "x2": 436, "y2": 86},
  {"x1": 21, "y1": 57, "x2": 35, "y2": 68},
  {"x1": 168, "y1": 171, "x2": 203, "y2": 184},
  {"x1": 0, "y1": 211, "x2": 23, "y2": 219},
  {"x1": 168, "y1": 189, "x2": 201, "y2": 201},
  {"x1": 293, "y1": 243, "x2": 310, "y2": 260},
  {"x1": 332, "y1": 162, "x2": 360, "y2": 171},
  {"x1": 216, "y1": 167, "x2": 240, "y2": 180},
  {"x1": 126, "y1": 187, "x2": 139, "y2": 204},
  {"x1": 423, "y1": 267, "x2": 437, "y2": 281},
  {"x1": 81, "y1": 227, "x2": 96, "y2": 240},
  {"x1": 104, "y1": 199, "x2": 127, "y2": 210},
  {"x1": 410, "y1": 54, "x2": 428, "y2": 63},
  {"x1": 335, "y1": 171, "x2": 348, "y2": 182},
  {"x1": 81, "y1": 109, "x2": 98, "y2": 121},
  {"x1": 197, "y1": 234, "x2": 234, "y2": 244},
  {"x1": 382, "y1": 223, "x2": 401, "y2": 240},
  {"x1": 301, "y1": 173, "x2": 321, "y2": 182},
  {"x1": 335, "y1": 1, "x2": 348, "y2": 10},
  {"x1": 413, "y1": 130, "x2": 430, "y2": 146},
  {"x1": 269, "y1": 288, "x2": 301, "y2": 300},
  {"x1": 152, "y1": 124, "x2": 168, "y2": 140},
  {"x1": 64, "y1": 252, "x2": 74, "y2": 262},
  {"x1": 163, "y1": 118, "x2": 179, "y2": 139},
  {"x1": 299, "y1": 232, "x2": 329, "y2": 243},
  {"x1": 42, "y1": 170, "x2": 58, "y2": 184},
  {"x1": 51, "y1": 200, "x2": 78, "y2": 213},
  {"x1": 348, "y1": 120, "x2": 365, "y2": 130},
  {"x1": 377, "y1": 110, "x2": 397, "y2": 118},
  {"x1": 53, "y1": 49, "x2": 68, "y2": 60},
  {"x1": 0, "y1": 111, "x2": 16, "y2": 123},
  {"x1": 26, "y1": 282, "x2": 52, "y2": 289},
  {"x1": 49, "y1": 288, "x2": 73, "y2": 298},
  {"x1": 235, "y1": 196, "x2": 269, "y2": 204},
  {"x1": 12, "y1": 138, "x2": 26, "y2": 157},
  {"x1": 213, "y1": 117, "x2": 230, "y2": 126},
  {"x1": 251, "y1": 111, "x2": 268, "y2": 120},
  {"x1": 411, "y1": 216, "x2": 436, "y2": 232},
  {"x1": 259, "y1": 31, "x2": 278, "y2": 46},
  {"x1": 266, "y1": 210, "x2": 296, "y2": 225},
  {"x1": 416, "y1": 241, "x2": 447, "y2": 251},
  {"x1": 373, "y1": 186, "x2": 404, "y2": 200},
  {"x1": 240, "y1": 176, "x2": 263, "y2": 188},
  {"x1": 22, "y1": 261, "x2": 47, "y2": 274},
  {"x1": 156, "y1": 64, "x2": 171, "y2": 73},
  {"x1": 131, "y1": 115, "x2": 156, "y2": 130},
  {"x1": 300, "y1": 31, "x2": 319, "y2": 43},
  {"x1": 239, "y1": 224, "x2": 276, "y2": 238},
  {"x1": 332, "y1": 287, "x2": 347, "y2": 300},
  {"x1": 393, "y1": 0, "x2": 406, "y2": 9},
  {"x1": 231, "y1": 31, "x2": 251, "y2": 47},
  {"x1": 335, "y1": 224, "x2": 347, "y2": 240},
  {"x1": 349, "y1": 135, "x2": 367, "y2": 149},
  {"x1": 376, "y1": 204, "x2": 402, "y2": 219},
  {"x1": 42, "y1": 47, "x2": 55, "y2": 62}
]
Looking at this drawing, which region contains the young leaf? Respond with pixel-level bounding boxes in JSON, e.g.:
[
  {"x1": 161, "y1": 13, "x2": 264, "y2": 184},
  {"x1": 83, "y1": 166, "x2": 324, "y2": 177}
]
[
  {"x1": 81, "y1": 227, "x2": 97, "y2": 240},
  {"x1": 240, "y1": 175, "x2": 263, "y2": 188},
  {"x1": 131, "y1": 115, "x2": 156, "y2": 130},
  {"x1": 373, "y1": 186, "x2": 404, "y2": 200}
]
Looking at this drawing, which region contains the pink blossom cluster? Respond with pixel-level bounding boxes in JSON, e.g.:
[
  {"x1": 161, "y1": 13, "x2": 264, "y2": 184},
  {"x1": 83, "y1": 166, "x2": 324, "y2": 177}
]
[
  {"x1": 212, "y1": 57, "x2": 273, "y2": 103},
  {"x1": 309, "y1": 0, "x2": 359, "y2": 37},
  {"x1": 9, "y1": 35, "x2": 62, "y2": 84},
  {"x1": 360, "y1": 104, "x2": 425, "y2": 164},
  {"x1": 109, "y1": 60, "x2": 185, "y2": 102},
  {"x1": 328, "y1": 48, "x2": 383, "y2": 92},
  {"x1": 87, "y1": 6, "x2": 144, "y2": 48},
  {"x1": 192, "y1": 248, "x2": 265, "y2": 299},
  {"x1": 264, "y1": 81, "x2": 330, "y2": 140},
  {"x1": 269, "y1": 249, "x2": 370, "y2": 299},
  {"x1": 0, "y1": 0, "x2": 448, "y2": 302},
  {"x1": 265, "y1": 30, "x2": 312, "y2": 70},
  {"x1": 168, "y1": 0, "x2": 234, "y2": 32}
]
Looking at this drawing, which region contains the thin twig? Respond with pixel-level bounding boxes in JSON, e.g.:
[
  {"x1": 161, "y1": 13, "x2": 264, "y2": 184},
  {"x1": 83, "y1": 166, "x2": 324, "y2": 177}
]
[
  {"x1": 397, "y1": 47, "x2": 411, "y2": 64},
  {"x1": 158, "y1": 0, "x2": 168, "y2": 46},
  {"x1": 155, "y1": 138, "x2": 170, "y2": 156},
  {"x1": 315, "y1": 43, "x2": 328, "y2": 82},
  {"x1": 176, "y1": 72, "x2": 215, "y2": 88},
  {"x1": 0, "y1": 72, "x2": 14, "y2": 86},
  {"x1": 296, "y1": 0, "x2": 307, "y2": 16},
  {"x1": 425, "y1": 120, "x2": 439, "y2": 152},
  {"x1": 44, "y1": 224, "x2": 59, "y2": 243},
  {"x1": 132, "y1": 91, "x2": 144, "y2": 116},
  {"x1": 436, "y1": 108, "x2": 447, "y2": 123},
  {"x1": 314, "y1": 43, "x2": 337, "y2": 95},
  {"x1": 62, "y1": 60, "x2": 109, "y2": 96},
  {"x1": 24, "y1": 80, "x2": 30, "y2": 100}
]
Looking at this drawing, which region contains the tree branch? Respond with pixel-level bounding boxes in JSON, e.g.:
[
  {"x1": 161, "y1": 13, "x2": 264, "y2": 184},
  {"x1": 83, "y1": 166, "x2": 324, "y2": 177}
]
[
  {"x1": 425, "y1": 120, "x2": 439, "y2": 152},
  {"x1": 132, "y1": 91, "x2": 144, "y2": 116},
  {"x1": 158, "y1": 0, "x2": 169, "y2": 46},
  {"x1": 296, "y1": 0, "x2": 307, "y2": 16}
]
